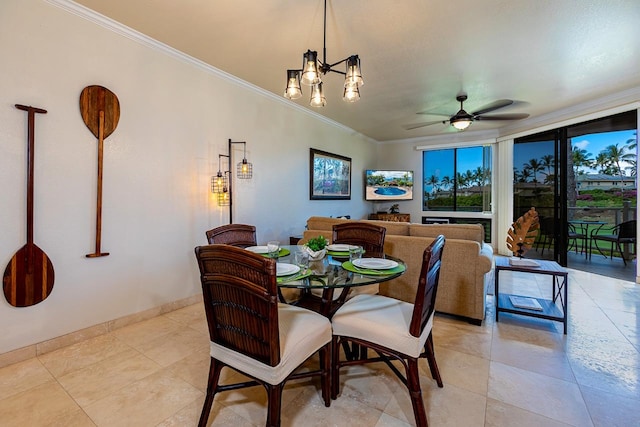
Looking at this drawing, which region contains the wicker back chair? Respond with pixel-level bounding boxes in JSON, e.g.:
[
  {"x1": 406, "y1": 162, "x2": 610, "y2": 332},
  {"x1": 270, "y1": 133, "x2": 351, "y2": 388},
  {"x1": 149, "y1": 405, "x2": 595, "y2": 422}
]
[
  {"x1": 195, "y1": 244, "x2": 331, "y2": 427},
  {"x1": 590, "y1": 219, "x2": 637, "y2": 265},
  {"x1": 330, "y1": 235, "x2": 446, "y2": 427},
  {"x1": 205, "y1": 223, "x2": 257, "y2": 247},
  {"x1": 332, "y1": 222, "x2": 386, "y2": 258}
]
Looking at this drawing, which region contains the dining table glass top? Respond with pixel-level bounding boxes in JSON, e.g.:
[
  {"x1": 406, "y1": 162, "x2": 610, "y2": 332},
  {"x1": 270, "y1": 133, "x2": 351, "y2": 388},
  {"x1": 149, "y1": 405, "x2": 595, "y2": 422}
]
[{"x1": 255, "y1": 245, "x2": 406, "y2": 289}]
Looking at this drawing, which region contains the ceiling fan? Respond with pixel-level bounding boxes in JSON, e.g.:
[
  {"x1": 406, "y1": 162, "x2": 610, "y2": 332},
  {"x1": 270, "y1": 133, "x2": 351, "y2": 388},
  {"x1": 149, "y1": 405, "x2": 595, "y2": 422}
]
[{"x1": 404, "y1": 94, "x2": 530, "y2": 131}]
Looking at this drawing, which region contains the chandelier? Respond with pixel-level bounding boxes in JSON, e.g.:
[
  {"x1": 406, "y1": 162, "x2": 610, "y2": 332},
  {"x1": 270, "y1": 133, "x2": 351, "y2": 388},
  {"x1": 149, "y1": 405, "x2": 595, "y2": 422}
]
[{"x1": 284, "y1": 0, "x2": 363, "y2": 106}]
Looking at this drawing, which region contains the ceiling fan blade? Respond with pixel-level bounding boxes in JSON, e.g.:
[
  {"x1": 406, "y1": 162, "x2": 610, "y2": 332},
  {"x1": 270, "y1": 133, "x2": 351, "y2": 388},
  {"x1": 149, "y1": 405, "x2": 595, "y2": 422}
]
[
  {"x1": 475, "y1": 113, "x2": 530, "y2": 121},
  {"x1": 471, "y1": 99, "x2": 514, "y2": 116},
  {"x1": 402, "y1": 120, "x2": 445, "y2": 130},
  {"x1": 416, "y1": 111, "x2": 451, "y2": 117}
]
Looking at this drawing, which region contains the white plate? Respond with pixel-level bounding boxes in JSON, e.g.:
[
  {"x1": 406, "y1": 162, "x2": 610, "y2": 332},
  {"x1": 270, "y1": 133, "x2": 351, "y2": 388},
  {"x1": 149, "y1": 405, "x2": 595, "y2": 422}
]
[
  {"x1": 276, "y1": 263, "x2": 300, "y2": 276},
  {"x1": 352, "y1": 258, "x2": 398, "y2": 269},
  {"x1": 245, "y1": 246, "x2": 269, "y2": 254},
  {"x1": 327, "y1": 244, "x2": 358, "y2": 252}
]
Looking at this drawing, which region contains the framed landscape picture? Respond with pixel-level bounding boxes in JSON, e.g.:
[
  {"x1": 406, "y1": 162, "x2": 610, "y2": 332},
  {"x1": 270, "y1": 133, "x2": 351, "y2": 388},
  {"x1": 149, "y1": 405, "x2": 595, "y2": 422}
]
[{"x1": 310, "y1": 148, "x2": 351, "y2": 200}]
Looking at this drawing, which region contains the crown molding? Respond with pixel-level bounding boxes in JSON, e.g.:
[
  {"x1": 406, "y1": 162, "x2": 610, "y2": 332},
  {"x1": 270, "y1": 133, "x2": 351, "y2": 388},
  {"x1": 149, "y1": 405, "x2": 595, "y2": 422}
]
[{"x1": 46, "y1": 0, "x2": 374, "y2": 142}]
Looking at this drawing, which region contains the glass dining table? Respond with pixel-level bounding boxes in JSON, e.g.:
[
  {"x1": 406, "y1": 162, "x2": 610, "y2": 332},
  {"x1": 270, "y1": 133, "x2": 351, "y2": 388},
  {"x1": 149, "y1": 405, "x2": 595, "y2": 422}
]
[{"x1": 257, "y1": 245, "x2": 407, "y2": 317}]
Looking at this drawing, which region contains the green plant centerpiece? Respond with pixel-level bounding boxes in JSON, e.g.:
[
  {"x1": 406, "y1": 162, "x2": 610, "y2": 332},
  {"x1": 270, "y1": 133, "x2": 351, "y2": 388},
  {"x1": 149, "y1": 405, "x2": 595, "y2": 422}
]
[
  {"x1": 389, "y1": 204, "x2": 400, "y2": 214},
  {"x1": 304, "y1": 235, "x2": 328, "y2": 260}
]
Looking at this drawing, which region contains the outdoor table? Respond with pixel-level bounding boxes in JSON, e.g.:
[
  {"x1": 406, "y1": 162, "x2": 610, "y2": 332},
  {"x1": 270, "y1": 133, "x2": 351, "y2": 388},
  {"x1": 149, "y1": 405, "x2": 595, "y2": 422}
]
[{"x1": 568, "y1": 220, "x2": 606, "y2": 258}]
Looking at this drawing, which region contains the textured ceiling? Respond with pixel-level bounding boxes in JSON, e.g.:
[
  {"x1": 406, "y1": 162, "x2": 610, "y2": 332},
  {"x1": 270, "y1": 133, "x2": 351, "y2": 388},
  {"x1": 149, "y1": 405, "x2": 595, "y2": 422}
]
[{"x1": 71, "y1": 0, "x2": 640, "y2": 141}]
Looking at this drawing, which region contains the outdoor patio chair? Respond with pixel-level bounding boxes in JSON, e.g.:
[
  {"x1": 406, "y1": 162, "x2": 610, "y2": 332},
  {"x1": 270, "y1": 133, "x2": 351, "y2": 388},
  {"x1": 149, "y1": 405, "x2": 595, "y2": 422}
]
[
  {"x1": 205, "y1": 223, "x2": 256, "y2": 247},
  {"x1": 568, "y1": 223, "x2": 587, "y2": 255},
  {"x1": 194, "y1": 244, "x2": 331, "y2": 427},
  {"x1": 590, "y1": 220, "x2": 637, "y2": 265}
]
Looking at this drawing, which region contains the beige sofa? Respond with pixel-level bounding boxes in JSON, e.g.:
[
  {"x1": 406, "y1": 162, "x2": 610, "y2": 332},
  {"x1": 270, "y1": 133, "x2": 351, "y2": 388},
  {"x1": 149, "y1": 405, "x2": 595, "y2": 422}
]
[{"x1": 302, "y1": 216, "x2": 493, "y2": 324}]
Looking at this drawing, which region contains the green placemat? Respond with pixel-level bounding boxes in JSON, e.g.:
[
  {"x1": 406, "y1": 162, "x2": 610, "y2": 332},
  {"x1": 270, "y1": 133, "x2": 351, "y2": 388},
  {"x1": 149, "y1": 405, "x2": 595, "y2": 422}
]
[
  {"x1": 341, "y1": 261, "x2": 406, "y2": 276},
  {"x1": 260, "y1": 248, "x2": 290, "y2": 258},
  {"x1": 277, "y1": 268, "x2": 313, "y2": 283},
  {"x1": 326, "y1": 250, "x2": 349, "y2": 257}
]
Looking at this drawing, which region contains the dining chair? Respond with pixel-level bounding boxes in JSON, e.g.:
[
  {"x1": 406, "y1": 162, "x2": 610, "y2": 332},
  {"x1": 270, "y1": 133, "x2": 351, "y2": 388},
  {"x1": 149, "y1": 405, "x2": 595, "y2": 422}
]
[
  {"x1": 299, "y1": 222, "x2": 387, "y2": 317},
  {"x1": 194, "y1": 244, "x2": 331, "y2": 427},
  {"x1": 590, "y1": 219, "x2": 637, "y2": 265},
  {"x1": 205, "y1": 223, "x2": 257, "y2": 247},
  {"x1": 567, "y1": 223, "x2": 586, "y2": 255},
  {"x1": 330, "y1": 235, "x2": 446, "y2": 427}
]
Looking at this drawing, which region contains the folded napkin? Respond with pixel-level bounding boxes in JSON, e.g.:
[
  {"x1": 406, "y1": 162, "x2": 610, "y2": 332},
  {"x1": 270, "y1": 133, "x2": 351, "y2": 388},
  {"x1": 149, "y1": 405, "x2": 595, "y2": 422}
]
[
  {"x1": 341, "y1": 261, "x2": 406, "y2": 276},
  {"x1": 277, "y1": 268, "x2": 313, "y2": 284}
]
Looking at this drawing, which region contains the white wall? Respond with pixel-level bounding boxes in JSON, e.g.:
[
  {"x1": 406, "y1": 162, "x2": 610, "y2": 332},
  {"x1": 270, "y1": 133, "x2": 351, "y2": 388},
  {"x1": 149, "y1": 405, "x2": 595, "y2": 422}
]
[{"x1": 0, "y1": 0, "x2": 376, "y2": 353}]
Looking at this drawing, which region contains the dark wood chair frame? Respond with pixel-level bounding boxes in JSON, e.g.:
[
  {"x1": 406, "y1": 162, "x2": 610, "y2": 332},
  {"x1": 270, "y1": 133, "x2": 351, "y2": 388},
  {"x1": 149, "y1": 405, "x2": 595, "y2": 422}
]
[
  {"x1": 195, "y1": 244, "x2": 331, "y2": 427},
  {"x1": 590, "y1": 219, "x2": 637, "y2": 265},
  {"x1": 296, "y1": 222, "x2": 387, "y2": 318},
  {"x1": 330, "y1": 235, "x2": 445, "y2": 427},
  {"x1": 205, "y1": 223, "x2": 257, "y2": 247}
]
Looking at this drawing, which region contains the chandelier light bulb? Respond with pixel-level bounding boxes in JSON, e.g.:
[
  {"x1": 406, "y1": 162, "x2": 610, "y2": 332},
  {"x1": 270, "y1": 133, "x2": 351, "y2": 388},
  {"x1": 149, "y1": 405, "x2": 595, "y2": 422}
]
[
  {"x1": 343, "y1": 82, "x2": 360, "y2": 102},
  {"x1": 301, "y1": 50, "x2": 320, "y2": 85},
  {"x1": 310, "y1": 82, "x2": 326, "y2": 107}
]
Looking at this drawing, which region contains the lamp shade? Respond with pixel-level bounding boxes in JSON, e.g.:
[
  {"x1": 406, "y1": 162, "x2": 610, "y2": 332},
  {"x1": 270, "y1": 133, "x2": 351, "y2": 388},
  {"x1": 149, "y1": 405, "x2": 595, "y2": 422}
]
[
  {"x1": 343, "y1": 82, "x2": 360, "y2": 102},
  {"x1": 217, "y1": 191, "x2": 230, "y2": 206},
  {"x1": 345, "y1": 55, "x2": 364, "y2": 86},
  {"x1": 211, "y1": 172, "x2": 228, "y2": 193},
  {"x1": 451, "y1": 117, "x2": 473, "y2": 130},
  {"x1": 310, "y1": 82, "x2": 326, "y2": 107},
  {"x1": 237, "y1": 158, "x2": 253, "y2": 179},
  {"x1": 301, "y1": 50, "x2": 320, "y2": 85},
  {"x1": 284, "y1": 70, "x2": 302, "y2": 99}
]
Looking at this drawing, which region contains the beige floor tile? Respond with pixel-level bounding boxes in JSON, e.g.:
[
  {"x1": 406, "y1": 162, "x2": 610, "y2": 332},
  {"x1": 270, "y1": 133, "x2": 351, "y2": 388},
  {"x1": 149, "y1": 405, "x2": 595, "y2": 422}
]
[
  {"x1": 135, "y1": 326, "x2": 209, "y2": 367},
  {"x1": 374, "y1": 413, "x2": 413, "y2": 427},
  {"x1": 0, "y1": 358, "x2": 53, "y2": 400},
  {"x1": 488, "y1": 361, "x2": 592, "y2": 426},
  {"x1": 159, "y1": 397, "x2": 255, "y2": 427},
  {"x1": 433, "y1": 345, "x2": 490, "y2": 395},
  {"x1": 38, "y1": 333, "x2": 132, "y2": 377},
  {"x1": 567, "y1": 351, "x2": 640, "y2": 400},
  {"x1": 0, "y1": 380, "x2": 90, "y2": 427},
  {"x1": 485, "y1": 398, "x2": 573, "y2": 427},
  {"x1": 490, "y1": 336, "x2": 575, "y2": 382},
  {"x1": 580, "y1": 384, "x2": 640, "y2": 427},
  {"x1": 56, "y1": 348, "x2": 162, "y2": 407},
  {"x1": 334, "y1": 364, "x2": 402, "y2": 412},
  {"x1": 112, "y1": 315, "x2": 184, "y2": 349},
  {"x1": 162, "y1": 303, "x2": 205, "y2": 325},
  {"x1": 83, "y1": 369, "x2": 202, "y2": 427},
  {"x1": 432, "y1": 321, "x2": 493, "y2": 359},
  {"x1": 167, "y1": 347, "x2": 211, "y2": 391}
]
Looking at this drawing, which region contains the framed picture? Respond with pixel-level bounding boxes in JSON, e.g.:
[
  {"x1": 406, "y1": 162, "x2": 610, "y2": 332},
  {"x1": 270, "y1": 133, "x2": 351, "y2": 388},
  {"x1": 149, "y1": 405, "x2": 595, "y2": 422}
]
[{"x1": 310, "y1": 148, "x2": 351, "y2": 200}]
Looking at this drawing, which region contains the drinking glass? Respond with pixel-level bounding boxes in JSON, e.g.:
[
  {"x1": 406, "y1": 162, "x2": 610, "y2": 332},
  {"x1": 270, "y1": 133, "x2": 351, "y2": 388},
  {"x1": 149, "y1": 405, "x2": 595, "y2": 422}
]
[
  {"x1": 349, "y1": 246, "x2": 363, "y2": 262},
  {"x1": 294, "y1": 250, "x2": 309, "y2": 269},
  {"x1": 267, "y1": 241, "x2": 280, "y2": 258}
]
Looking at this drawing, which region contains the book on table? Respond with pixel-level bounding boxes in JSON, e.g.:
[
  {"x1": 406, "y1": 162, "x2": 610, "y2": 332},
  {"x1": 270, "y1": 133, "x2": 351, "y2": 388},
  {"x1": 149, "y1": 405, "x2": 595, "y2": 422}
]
[
  {"x1": 509, "y1": 296, "x2": 543, "y2": 311},
  {"x1": 509, "y1": 257, "x2": 540, "y2": 267}
]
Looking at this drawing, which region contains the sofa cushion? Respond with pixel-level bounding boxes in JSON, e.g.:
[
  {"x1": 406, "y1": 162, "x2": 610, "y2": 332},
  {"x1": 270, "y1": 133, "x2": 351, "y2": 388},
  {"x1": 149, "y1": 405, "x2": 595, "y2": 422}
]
[
  {"x1": 364, "y1": 219, "x2": 409, "y2": 236},
  {"x1": 306, "y1": 216, "x2": 409, "y2": 236},
  {"x1": 409, "y1": 223, "x2": 484, "y2": 244}
]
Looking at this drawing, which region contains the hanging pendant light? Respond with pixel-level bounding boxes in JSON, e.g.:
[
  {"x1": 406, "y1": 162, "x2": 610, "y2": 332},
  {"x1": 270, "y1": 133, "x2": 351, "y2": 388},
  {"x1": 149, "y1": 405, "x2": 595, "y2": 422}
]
[
  {"x1": 283, "y1": 0, "x2": 362, "y2": 106},
  {"x1": 236, "y1": 143, "x2": 253, "y2": 179},
  {"x1": 310, "y1": 83, "x2": 327, "y2": 107}
]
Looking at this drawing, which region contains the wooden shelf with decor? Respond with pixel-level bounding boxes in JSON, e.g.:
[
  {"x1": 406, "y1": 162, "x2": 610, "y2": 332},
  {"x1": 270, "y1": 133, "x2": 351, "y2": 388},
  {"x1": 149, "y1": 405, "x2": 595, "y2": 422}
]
[{"x1": 368, "y1": 213, "x2": 410, "y2": 222}]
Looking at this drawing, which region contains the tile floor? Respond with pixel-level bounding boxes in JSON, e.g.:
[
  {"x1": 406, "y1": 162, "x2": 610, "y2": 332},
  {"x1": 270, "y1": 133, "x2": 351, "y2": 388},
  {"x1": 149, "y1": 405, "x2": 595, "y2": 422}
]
[{"x1": 0, "y1": 268, "x2": 639, "y2": 426}]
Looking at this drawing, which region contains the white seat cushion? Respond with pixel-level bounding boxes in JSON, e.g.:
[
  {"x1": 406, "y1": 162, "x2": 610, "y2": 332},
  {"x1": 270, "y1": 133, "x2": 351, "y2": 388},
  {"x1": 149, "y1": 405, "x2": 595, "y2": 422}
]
[
  {"x1": 331, "y1": 294, "x2": 434, "y2": 358},
  {"x1": 210, "y1": 303, "x2": 331, "y2": 385}
]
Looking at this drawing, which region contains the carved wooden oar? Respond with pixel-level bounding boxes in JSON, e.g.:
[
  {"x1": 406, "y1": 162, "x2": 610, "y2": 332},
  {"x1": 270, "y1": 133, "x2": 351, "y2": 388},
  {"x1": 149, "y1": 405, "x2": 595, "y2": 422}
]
[
  {"x1": 79, "y1": 85, "x2": 120, "y2": 258},
  {"x1": 3, "y1": 105, "x2": 55, "y2": 307}
]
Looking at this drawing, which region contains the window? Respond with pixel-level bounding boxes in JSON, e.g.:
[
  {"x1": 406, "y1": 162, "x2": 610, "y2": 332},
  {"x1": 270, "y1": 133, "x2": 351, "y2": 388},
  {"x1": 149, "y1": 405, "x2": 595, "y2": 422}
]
[{"x1": 423, "y1": 146, "x2": 492, "y2": 212}]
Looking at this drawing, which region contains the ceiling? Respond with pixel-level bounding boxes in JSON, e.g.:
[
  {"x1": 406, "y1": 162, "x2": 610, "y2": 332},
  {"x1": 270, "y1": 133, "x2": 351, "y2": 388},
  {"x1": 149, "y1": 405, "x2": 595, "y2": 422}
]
[{"x1": 72, "y1": 0, "x2": 640, "y2": 142}]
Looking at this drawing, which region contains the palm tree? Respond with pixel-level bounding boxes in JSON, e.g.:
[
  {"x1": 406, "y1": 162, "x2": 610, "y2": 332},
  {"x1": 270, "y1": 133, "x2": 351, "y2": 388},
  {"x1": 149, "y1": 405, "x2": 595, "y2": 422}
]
[
  {"x1": 603, "y1": 143, "x2": 634, "y2": 186},
  {"x1": 426, "y1": 175, "x2": 439, "y2": 194},
  {"x1": 594, "y1": 152, "x2": 615, "y2": 175},
  {"x1": 440, "y1": 175, "x2": 452, "y2": 191},
  {"x1": 540, "y1": 154, "x2": 555, "y2": 181},
  {"x1": 571, "y1": 147, "x2": 593, "y2": 175},
  {"x1": 525, "y1": 158, "x2": 544, "y2": 185}
]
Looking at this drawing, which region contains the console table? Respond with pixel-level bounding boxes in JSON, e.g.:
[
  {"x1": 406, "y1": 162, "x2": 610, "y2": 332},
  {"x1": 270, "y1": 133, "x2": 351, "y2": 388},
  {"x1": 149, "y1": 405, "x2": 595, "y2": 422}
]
[
  {"x1": 368, "y1": 213, "x2": 410, "y2": 222},
  {"x1": 494, "y1": 257, "x2": 568, "y2": 334}
]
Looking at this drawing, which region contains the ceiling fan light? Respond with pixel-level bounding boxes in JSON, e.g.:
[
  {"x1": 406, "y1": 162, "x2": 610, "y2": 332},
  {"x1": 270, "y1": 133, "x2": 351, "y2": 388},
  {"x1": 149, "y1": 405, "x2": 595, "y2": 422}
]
[
  {"x1": 310, "y1": 82, "x2": 326, "y2": 107},
  {"x1": 301, "y1": 50, "x2": 321, "y2": 85},
  {"x1": 451, "y1": 117, "x2": 472, "y2": 130},
  {"x1": 284, "y1": 70, "x2": 302, "y2": 99},
  {"x1": 345, "y1": 55, "x2": 363, "y2": 86},
  {"x1": 343, "y1": 82, "x2": 360, "y2": 102}
]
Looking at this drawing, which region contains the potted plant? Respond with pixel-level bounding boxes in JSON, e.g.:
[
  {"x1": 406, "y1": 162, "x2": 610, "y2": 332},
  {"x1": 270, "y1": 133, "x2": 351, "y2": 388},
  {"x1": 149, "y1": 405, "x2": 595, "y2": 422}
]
[
  {"x1": 304, "y1": 235, "x2": 328, "y2": 260},
  {"x1": 389, "y1": 204, "x2": 400, "y2": 214}
]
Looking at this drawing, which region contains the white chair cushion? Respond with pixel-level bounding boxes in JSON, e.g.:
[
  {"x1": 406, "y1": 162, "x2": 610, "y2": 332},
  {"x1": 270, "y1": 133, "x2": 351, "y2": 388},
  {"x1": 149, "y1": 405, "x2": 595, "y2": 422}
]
[
  {"x1": 210, "y1": 303, "x2": 331, "y2": 385},
  {"x1": 331, "y1": 294, "x2": 434, "y2": 358}
]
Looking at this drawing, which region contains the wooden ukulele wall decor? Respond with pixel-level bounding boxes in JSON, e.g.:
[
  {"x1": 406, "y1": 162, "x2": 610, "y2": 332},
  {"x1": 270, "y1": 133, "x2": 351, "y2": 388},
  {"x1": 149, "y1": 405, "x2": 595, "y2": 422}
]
[{"x1": 80, "y1": 85, "x2": 120, "y2": 258}]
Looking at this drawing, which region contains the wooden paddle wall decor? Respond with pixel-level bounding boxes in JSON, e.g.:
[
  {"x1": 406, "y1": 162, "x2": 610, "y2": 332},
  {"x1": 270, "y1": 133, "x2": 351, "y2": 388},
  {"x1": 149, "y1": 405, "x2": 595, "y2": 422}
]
[
  {"x1": 80, "y1": 85, "x2": 120, "y2": 258},
  {"x1": 3, "y1": 105, "x2": 55, "y2": 307}
]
